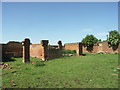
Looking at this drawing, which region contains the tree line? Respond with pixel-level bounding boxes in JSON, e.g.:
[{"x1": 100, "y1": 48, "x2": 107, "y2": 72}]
[{"x1": 82, "y1": 30, "x2": 120, "y2": 47}]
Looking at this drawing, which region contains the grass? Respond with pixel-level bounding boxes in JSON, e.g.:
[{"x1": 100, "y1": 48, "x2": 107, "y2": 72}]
[
  {"x1": 61, "y1": 49, "x2": 76, "y2": 55},
  {"x1": 2, "y1": 53, "x2": 119, "y2": 88}
]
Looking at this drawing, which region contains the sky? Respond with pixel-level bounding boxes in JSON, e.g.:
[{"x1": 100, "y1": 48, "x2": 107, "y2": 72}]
[{"x1": 2, "y1": 2, "x2": 118, "y2": 45}]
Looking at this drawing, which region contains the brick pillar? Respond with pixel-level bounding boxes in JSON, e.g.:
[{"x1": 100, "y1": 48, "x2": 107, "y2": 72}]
[
  {"x1": 41, "y1": 40, "x2": 49, "y2": 61},
  {"x1": 78, "y1": 43, "x2": 83, "y2": 55},
  {"x1": 58, "y1": 41, "x2": 62, "y2": 50},
  {"x1": 22, "y1": 38, "x2": 30, "y2": 63}
]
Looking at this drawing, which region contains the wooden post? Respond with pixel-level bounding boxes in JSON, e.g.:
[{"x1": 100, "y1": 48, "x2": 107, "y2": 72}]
[{"x1": 22, "y1": 38, "x2": 30, "y2": 63}]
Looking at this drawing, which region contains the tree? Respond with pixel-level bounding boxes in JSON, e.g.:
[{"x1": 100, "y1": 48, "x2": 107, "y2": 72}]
[
  {"x1": 107, "y1": 30, "x2": 120, "y2": 47},
  {"x1": 98, "y1": 39, "x2": 101, "y2": 42},
  {"x1": 82, "y1": 35, "x2": 98, "y2": 46}
]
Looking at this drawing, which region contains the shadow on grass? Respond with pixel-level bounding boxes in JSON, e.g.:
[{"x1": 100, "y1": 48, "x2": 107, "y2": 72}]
[
  {"x1": 81, "y1": 54, "x2": 86, "y2": 56},
  {"x1": 2, "y1": 58, "x2": 16, "y2": 62}
]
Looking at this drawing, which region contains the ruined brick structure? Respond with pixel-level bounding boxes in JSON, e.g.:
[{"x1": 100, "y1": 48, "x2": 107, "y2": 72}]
[
  {"x1": 30, "y1": 40, "x2": 62, "y2": 61},
  {"x1": 30, "y1": 44, "x2": 44, "y2": 59},
  {"x1": 1, "y1": 39, "x2": 63, "y2": 61},
  {"x1": 2, "y1": 39, "x2": 119, "y2": 62},
  {"x1": 64, "y1": 43, "x2": 83, "y2": 55},
  {"x1": 64, "y1": 41, "x2": 120, "y2": 54},
  {"x1": 30, "y1": 40, "x2": 49, "y2": 60},
  {"x1": 1, "y1": 41, "x2": 22, "y2": 59},
  {"x1": 97, "y1": 42, "x2": 120, "y2": 53}
]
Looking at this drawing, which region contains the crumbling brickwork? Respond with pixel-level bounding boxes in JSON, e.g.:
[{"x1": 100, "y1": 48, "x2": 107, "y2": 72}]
[
  {"x1": 30, "y1": 40, "x2": 62, "y2": 61},
  {"x1": 2, "y1": 39, "x2": 120, "y2": 62},
  {"x1": 97, "y1": 42, "x2": 119, "y2": 53},
  {"x1": 65, "y1": 42, "x2": 120, "y2": 54},
  {"x1": 2, "y1": 41, "x2": 23, "y2": 59},
  {"x1": 47, "y1": 48, "x2": 61, "y2": 60},
  {"x1": 64, "y1": 43, "x2": 83, "y2": 55},
  {"x1": 30, "y1": 44, "x2": 44, "y2": 59},
  {"x1": 82, "y1": 44, "x2": 98, "y2": 53}
]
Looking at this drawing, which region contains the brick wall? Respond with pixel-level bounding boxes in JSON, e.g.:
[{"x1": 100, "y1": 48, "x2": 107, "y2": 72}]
[
  {"x1": 2, "y1": 40, "x2": 120, "y2": 61},
  {"x1": 2, "y1": 41, "x2": 23, "y2": 58},
  {"x1": 64, "y1": 42, "x2": 120, "y2": 54},
  {"x1": 79, "y1": 42, "x2": 120, "y2": 53},
  {"x1": 2, "y1": 42, "x2": 22, "y2": 52},
  {"x1": 64, "y1": 43, "x2": 82, "y2": 55},
  {"x1": 82, "y1": 45, "x2": 98, "y2": 53},
  {"x1": 47, "y1": 48, "x2": 61, "y2": 60},
  {"x1": 2, "y1": 40, "x2": 62, "y2": 60},
  {"x1": 97, "y1": 42, "x2": 119, "y2": 53},
  {"x1": 30, "y1": 41, "x2": 62, "y2": 60},
  {"x1": 30, "y1": 44, "x2": 44, "y2": 59}
]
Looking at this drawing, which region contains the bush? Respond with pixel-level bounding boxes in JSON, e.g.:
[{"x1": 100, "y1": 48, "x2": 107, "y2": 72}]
[
  {"x1": 61, "y1": 49, "x2": 76, "y2": 54},
  {"x1": 34, "y1": 61, "x2": 45, "y2": 67}
]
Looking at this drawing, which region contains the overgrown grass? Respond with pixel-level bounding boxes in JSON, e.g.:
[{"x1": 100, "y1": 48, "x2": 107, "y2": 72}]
[
  {"x1": 2, "y1": 53, "x2": 119, "y2": 88},
  {"x1": 61, "y1": 49, "x2": 76, "y2": 54}
]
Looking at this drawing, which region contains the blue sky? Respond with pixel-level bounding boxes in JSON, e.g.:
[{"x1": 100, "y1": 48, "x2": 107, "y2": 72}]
[{"x1": 2, "y1": 2, "x2": 118, "y2": 44}]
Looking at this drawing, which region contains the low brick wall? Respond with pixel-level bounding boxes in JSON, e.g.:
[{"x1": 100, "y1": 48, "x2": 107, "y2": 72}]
[
  {"x1": 30, "y1": 44, "x2": 44, "y2": 59},
  {"x1": 82, "y1": 45, "x2": 98, "y2": 53},
  {"x1": 1, "y1": 40, "x2": 62, "y2": 61},
  {"x1": 47, "y1": 48, "x2": 61, "y2": 60},
  {"x1": 2, "y1": 40, "x2": 120, "y2": 61},
  {"x1": 30, "y1": 41, "x2": 62, "y2": 60},
  {"x1": 97, "y1": 42, "x2": 119, "y2": 53},
  {"x1": 65, "y1": 42, "x2": 120, "y2": 54},
  {"x1": 2, "y1": 41, "x2": 23, "y2": 59},
  {"x1": 64, "y1": 43, "x2": 82, "y2": 55}
]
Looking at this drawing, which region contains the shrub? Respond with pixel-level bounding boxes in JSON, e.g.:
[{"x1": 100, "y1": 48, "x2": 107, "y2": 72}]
[{"x1": 61, "y1": 49, "x2": 76, "y2": 54}]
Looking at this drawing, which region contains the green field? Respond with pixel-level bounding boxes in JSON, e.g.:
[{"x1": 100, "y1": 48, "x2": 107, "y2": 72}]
[{"x1": 2, "y1": 53, "x2": 119, "y2": 88}]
